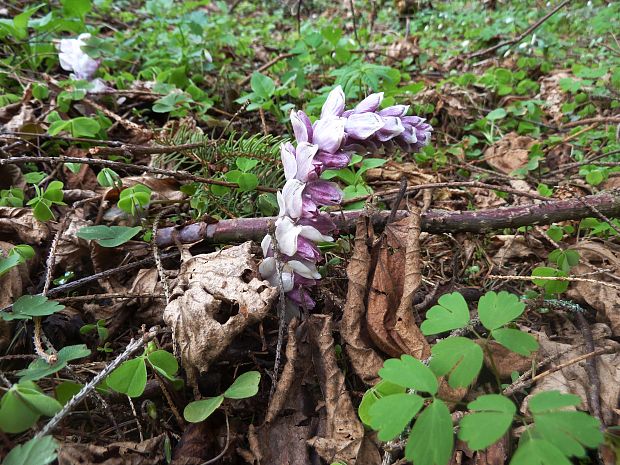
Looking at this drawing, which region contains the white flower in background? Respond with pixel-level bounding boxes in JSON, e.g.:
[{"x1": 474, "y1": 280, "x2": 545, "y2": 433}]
[{"x1": 58, "y1": 33, "x2": 100, "y2": 81}]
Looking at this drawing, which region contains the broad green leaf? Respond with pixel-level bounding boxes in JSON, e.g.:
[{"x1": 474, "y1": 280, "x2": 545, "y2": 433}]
[
  {"x1": 147, "y1": 350, "x2": 179, "y2": 380},
  {"x1": 478, "y1": 291, "x2": 525, "y2": 330},
  {"x1": 235, "y1": 157, "x2": 259, "y2": 172},
  {"x1": 531, "y1": 267, "x2": 569, "y2": 294},
  {"x1": 491, "y1": 328, "x2": 539, "y2": 356},
  {"x1": 458, "y1": 394, "x2": 515, "y2": 450},
  {"x1": 0, "y1": 254, "x2": 21, "y2": 277},
  {"x1": 3, "y1": 435, "x2": 58, "y2": 465},
  {"x1": 223, "y1": 371, "x2": 261, "y2": 399},
  {"x1": 32, "y1": 200, "x2": 55, "y2": 222},
  {"x1": 17, "y1": 387, "x2": 62, "y2": 417},
  {"x1": 430, "y1": 337, "x2": 483, "y2": 388},
  {"x1": 368, "y1": 393, "x2": 424, "y2": 441},
  {"x1": 0, "y1": 388, "x2": 40, "y2": 433},
  {"x1": 97, "y1": 168, "x2": 120, "y2": 187},
  {"x1": 184, "y1": 395, "x2": 224, "y2": 423},
  {"x1": 55, "y1": 381, "x2": 83, "y2": 405},
  {"x1": 70, "y1": 117, "x2": 100, "y2": 138},
  {"x1": 420, "y1": 292, "x2": 470, "y2": 335},
  {"x1": 527, "y1": 391, "x2": 603, "y2": 458},
  {"x1": 76, "y1": 225, "x2": 142, "y2": 247},
  {"x1": 378, "y1": 355, "x2": 438, "y2": 395},
  {"x1": 509, "y1": 438, "x2": 571, "y2": 465},
  {"x1": 18, "y1": 344, "x2": 91, "y2": 381},
  {"x1": 2, "y1": 295, "x2": 64, "y2": 321},
  {"x1": 250, "y1": 72, "x2": 275, "y2": 99},
  {"x1": 106, "y1": 357, "x2": 147, "y2": 398},
  {"x1": 405, "y1": 399, "x2": 453, "y2": 465},
  {"x1": 486, "y1": 108, "x2": 507, "y2": 120},
  {"x1": 358, "y1": 380, "x2": 405, "y2": 427},
  {"x1": 61, "y1": 0, "x2": 92, "y2": 18}
]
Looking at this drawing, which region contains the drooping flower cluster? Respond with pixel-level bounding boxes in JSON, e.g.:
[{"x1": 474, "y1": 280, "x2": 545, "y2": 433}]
[
  {"x1": 57, "y1": 33, "x2": 107, "y2": 93},
  {"x1": 260, "y1": 85, "x2": 432, "y2": 312}
]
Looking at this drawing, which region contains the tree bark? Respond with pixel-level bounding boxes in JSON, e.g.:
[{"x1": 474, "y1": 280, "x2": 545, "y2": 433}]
[{"x1": 155, "y1": 191, "x2": 620, "y2": 247}]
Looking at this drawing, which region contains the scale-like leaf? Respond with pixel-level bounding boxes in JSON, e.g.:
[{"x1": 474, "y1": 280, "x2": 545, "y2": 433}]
[
  {"x1": 405, "y1": 399, "x2": 453, "y2": 465},
  {"x1": 420, "y1": 292, "x2": 470, "y2": 335},
  {"x1": 3, "y1": 435, "x2": 58, "y2": 465},
  {"x1": 430, "y1": 337, "x2": 483, "y2": 388},
  {"x1": 491, "y1": 328, "x2": 539, "y2": 356},
  {"x1": 76, "y1": 225, "x2": 142, "y2": 247},
  {"x1": 378, "y1": 355, "x2": 438, "y2": 395},
  {"x1": 478, "y1": 291, "x2": 525, "y2": 330},
  {"x1": 223, "y1": 371, "x2": 261, "y2": 399},
  {"x1": 184, "y1": 395, "x2": 224, "y2": 423},
  {"x1": 369, "y1": 393, "x2": 424, "y2": 441},
  {"x1": 106, "y1": 357, "x2": 147, "y2": 398},
  {"x1": 459, "y1": 394, "x2": 515, "y2": 450}
]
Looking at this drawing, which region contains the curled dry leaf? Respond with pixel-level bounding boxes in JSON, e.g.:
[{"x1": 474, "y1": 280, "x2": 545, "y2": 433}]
[
  {"x1": 364, "y1": 160, "x2": 435, "y2": 185},
  {"x1": 128, "y1": 268, "x2": 165, "y2": 327},
  {"x1": 163, "y1": 242, "x2": 278, "y2": 387},
  {"x1": 367, "y1": 214, "x2": 430, "y2": 359},
  {"x1": 523, "y1": 326, "x2": 620, "y2": 425},
  {"x1": 340, "y1": 216, "x2": 384, "y2": 385},
  {"x1": 307, "y1": 315, "x2": 381, "y2": 465},
  {"x1": 483, "y1": 132, "x2": 534, "y2": 175},
  {"x1": 536, "y1": 71, "x2": 572, "y2": 123},
  {"x1": 0, "y1": 207, "x2": 50, "y2": 244},
  {"x1": 491, "y1": 234, "x2": 546, "y2": 267},
  {"x1": 54, "y1": 216, "x2": 91, "y2": 273},
  {"x1": 566, "y1": 241, "x2": 620, "y2": 336},
  {"x1": 58, "y1": 434, "x2": 166, "y2": 465}
]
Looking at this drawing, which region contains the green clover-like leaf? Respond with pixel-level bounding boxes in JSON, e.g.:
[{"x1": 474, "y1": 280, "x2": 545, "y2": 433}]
[
  {"x1": 405, "y1": 399, "x2": 453, "y2": 465},
  {"x1": 2, "y1": 295, "x2": 64, "y2": 321},
  {"x1": 420, "y1": 292, "x2": 470, "y2": 335},
  {"x1": 491, "y1": 328, "x2": 539, "y2": 356},
  {"x1": 430, "y1": 337, "x2": 483, "y2": 388},
  {"x1": 368, "y1": 393, "x2": 424, "y2": 441},
  {"x1": 106, "y1": 357, "x2": 147, "y2": 398},
  {"x1": 3, "y1": 435, "x2": 58, "y2": 465},
  {"x1": 459, "y1": 394, "x2": 516, "y2": 450},
  {"x1": 184, "y1": 395, "x2": 224, "y2": 423},
  {"x1": 223, "y1": 371, "x2": 261, "y2": 399},
  {"x1": 378, "y1": 355, "x2": 438, "y2": 395},
  {"x1": 76, "y1": 225, "x2": 142, "y2": 247},
  {"x1": 478, "y1": 291, "x2": 525, "y2": 331}
]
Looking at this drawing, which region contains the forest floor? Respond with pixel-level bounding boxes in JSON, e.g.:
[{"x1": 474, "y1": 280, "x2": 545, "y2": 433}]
[{"x1": 1, "y1": 1, "x2": 620, "y2": 464}]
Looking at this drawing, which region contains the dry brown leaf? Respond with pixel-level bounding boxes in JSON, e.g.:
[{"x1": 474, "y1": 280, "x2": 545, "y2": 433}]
[
  {"x1": 566, "y1": 241, "x2": 620, "y2": 336},
  {"x1": 128, "y1": 268, "x2": 166, "y2": 327},
  {"x1": 0, "y1": 241, "x2": 27, "y2": 350},
  {"x1": 0, "y1": 165, "x2": 25, "y2": 191},
  {"x1": 307, "y1": 315, "x2": 381, "y2": 465},
  {"x1": 523, "y1": 326, "x2": 620, "y2": 425},
  {"x1": 58, "y1": 434, "x2": 165, "y2": 465},
  {"x1": 365, "y1": 160, "x2": 435, "y2": 185},
  {"x1": 340, "y1": 216, "x2": 384, "y2": 385},
  {"x1": 536, "y1": 71, "x2": 571, "y2": 123},
  {"x1": 477, "y1": 339, "x2": 536, "y2": 378},
  {"x1": 163, "y1": 242, "x2": 278, "y2": 387},
  {"x1": 0, "y1": 207, "x2": 50, "y2": 244},
  {"x1": 491, "y1": 234, "x2": 545, "y2": 266},
  {"x1": 54, "y1": 216, "x2": 91, "y2": 273},
  {"x1": 484, "y1": 132, "x2": 534, "y2": 174}
]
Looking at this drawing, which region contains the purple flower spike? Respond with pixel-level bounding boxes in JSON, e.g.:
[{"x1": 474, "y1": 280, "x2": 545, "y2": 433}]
[{"x1": 261, "y1": 85, "x2": 431, "y2": 313}]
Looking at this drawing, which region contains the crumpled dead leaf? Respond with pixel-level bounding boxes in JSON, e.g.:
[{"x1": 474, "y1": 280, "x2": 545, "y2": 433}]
[
  {"x1": 566, "y1": 241, "x2": 620, "y2": 336},
  {"x1": 0, "y1": 207, "x2": 50, "y2": 244},
  {"x1": 307, "y1": 315, "x2": 381, "y2": 465},
  {"x1": 491, "y1": 234, "x2": 546, "y2": 267},
  {"x1": 58, "y1": 434, "x2": 166, "y2": 465},
  {"x1": 367, "y1": 214, "x2": 430, "y2": 359},
  {"x1": 340, "y1": 216, "x2": 385, "y2": 385},
  {"x1": 536, "y1": 71, "x2": 571, "y2": 123},
  {"x1": 523, "y1": 326, "x2": 620, "y2": 425},
  {"x1": 128, "y1": 268, "x2": 166, "y2": 327},
  {"x1": 484, "y1": 132, "x2": 534, "y2": 175},
  {"x1": 163, "y1": 242, "x2": 278, "y2": 387}
]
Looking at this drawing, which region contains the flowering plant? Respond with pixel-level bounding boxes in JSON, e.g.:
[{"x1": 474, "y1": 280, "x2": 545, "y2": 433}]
[
  {"x1": 57, "y1": 33, "x2": 107, "y2": 93},
  {"x1": 259, "y1": 86, "x2": 432, "y2": 314}
]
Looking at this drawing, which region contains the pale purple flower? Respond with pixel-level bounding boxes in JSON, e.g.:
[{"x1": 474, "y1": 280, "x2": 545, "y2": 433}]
[
  {"x1": 58, "y1": 33, "x2": 100, "y2": 81},
  {"x1": 320, "y1": 85, "x2": 346, "y2": 119},
  {"x1": 345, "y1": 112, "x2": 385, "y2": 140},
  {"x1": 312, "y1": 117, "x2": 345, "y2": 154},
  {"x1": 291, "y1": 110, "x2": 313, "y2": 143}
]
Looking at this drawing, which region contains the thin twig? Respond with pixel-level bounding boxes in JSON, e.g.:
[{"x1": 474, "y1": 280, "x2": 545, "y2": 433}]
[
  {"x1": 200, "y1": 412, "x2": 230, "y2": 465},
  {"x1": 529, "y1": 347, "x2": 615, "y2": 383},
  {"x1": 35, "y1": 327, "x2": 160, "y2": 438},
  {"x1": 467, "y1": 0, "x2": 569, "y2": 59},
  {"x1": 487, "y1": 274, "x2": 620, "y2": 291}
]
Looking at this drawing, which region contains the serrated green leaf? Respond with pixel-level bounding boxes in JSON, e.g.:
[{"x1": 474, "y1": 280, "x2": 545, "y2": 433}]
[
  {"x1": 378, "y1": 355, "x2": 438, "y2": 394},
  {"x1": 3, "y1": 435, "x2": 58, "y2": 465},
  {"x1": 478, "y1": 291, "x2": 525, "y2": 330},
  {"x1": 420, "y1": 292, "x2": 470, "y2": 335},
  {"x1": 368, "y1": 393, "x2": 424, "y2": 441},
  {"x1": 459, "y1": 394, "x2": 515, "y2": 450},
  {"x1": 147, "y1": 350, "x2": 178, "y2": 380},
  {"x1": 405, "y1": 399, "x2": 453, "y2": 465},
  {"x1": 491, "y1": 328, "x2": 539, "y2": 356},
  {"x1": 106, "y1": 357, "x2": 147, "y2": 398},
  {"x1": 2, "y1": 295, "x2": 64, "y2": 321},
  {"x1": 76, "y1": 225, "x2": 142, "y2": 247},
  {"x1": 184, "y1": 395, "x2": 224, "y2": 423},
  {"x1": 223, "y1": 371, "x2": 260, "y2": 399},
  {"x1": 509, "y1": 438, "x2": 571, "y2": 465},
  {"x1": 430, "y1": 337, "x2": 483, "y2": 388},
  {"x1": 358, "y1": 380, "x2": 406, "y2": 427}
]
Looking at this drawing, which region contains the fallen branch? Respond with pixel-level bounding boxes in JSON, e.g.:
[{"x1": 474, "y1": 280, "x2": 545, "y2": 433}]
[{"x1": 155, "y1": 191, "x2": 620, "y2": 247}]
